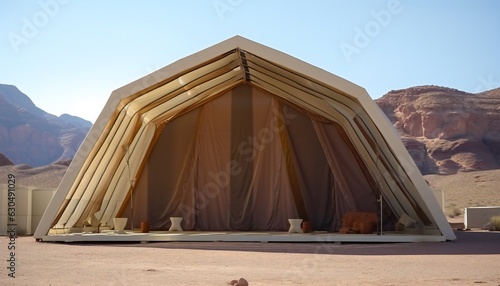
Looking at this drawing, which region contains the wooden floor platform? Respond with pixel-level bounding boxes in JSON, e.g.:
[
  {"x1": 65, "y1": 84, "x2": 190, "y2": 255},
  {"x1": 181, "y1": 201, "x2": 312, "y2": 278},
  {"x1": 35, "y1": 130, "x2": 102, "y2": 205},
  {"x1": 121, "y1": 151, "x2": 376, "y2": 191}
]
[{"x1": 39, "y1": 230, "x2": 447, "y2": 243}]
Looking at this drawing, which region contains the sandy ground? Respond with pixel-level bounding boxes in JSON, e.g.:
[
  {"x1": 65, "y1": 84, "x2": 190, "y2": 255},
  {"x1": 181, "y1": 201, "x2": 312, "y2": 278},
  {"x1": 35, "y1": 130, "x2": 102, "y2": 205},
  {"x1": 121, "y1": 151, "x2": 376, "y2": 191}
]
[
  {"x1": 0, "y1": 231, "x2": 499, "y2": 285},
  {"x1": 1, "y1": 166, "x2": 499, "y2": 285},
  {"x1": 0, "y1": 164, "x2": 67, "y2": 188},
  {"x1": 425, "y1": 169, "x2": 500, "y2": 218}
]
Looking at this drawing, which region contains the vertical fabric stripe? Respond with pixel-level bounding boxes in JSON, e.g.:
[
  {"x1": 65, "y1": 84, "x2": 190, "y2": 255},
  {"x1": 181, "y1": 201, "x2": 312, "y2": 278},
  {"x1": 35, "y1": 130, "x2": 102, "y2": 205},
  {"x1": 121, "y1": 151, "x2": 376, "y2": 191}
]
[
  {"x1": 230, "y1": 84, "x2": 254, "y2": 230},
  {"x1": 273, "y1": 99, "x2": 309, "y2": 221}
]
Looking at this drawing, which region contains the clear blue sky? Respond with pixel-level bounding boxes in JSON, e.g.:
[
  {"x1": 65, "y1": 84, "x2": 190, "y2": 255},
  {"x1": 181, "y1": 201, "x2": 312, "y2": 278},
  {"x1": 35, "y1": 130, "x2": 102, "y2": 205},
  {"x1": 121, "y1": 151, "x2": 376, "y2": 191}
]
[{"x1": 1, "y1": 0, "x2": 499, "y2": 123}]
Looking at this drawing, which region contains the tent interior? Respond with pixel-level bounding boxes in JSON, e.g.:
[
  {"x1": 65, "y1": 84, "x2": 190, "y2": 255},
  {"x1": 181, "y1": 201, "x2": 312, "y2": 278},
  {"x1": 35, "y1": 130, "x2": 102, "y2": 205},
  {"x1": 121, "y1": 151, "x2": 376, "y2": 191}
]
[
  {"x1": 36, "y1": 37, "x2": 453, "y2": 241},
  {"x1": 121, "y1": 84, "x2": 389, "y2": 232}
]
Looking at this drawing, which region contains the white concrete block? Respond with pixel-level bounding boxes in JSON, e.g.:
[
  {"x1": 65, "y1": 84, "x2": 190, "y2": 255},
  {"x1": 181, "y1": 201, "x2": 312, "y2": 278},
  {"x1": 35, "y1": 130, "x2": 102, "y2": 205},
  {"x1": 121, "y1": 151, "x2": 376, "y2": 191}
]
[{"x1": 464, "y1": 206, "x2": 500, "y2": 229}]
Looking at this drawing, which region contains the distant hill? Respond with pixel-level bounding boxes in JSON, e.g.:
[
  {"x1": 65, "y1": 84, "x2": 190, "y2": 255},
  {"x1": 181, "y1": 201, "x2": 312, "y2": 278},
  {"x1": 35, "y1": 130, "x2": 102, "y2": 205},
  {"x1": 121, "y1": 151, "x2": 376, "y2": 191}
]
[
  {"x1": 376, "y1": 85, "x2": 500, "y2": 174},
  {"x1": 59, "y1": 113, "x2": 93, "y2": 129},
  {"x1": 0, "y1": 152, "x2": 13, "y2": 166},
  {"x1": 0, "y1": 84, "x2": 92, "y2": 166}
]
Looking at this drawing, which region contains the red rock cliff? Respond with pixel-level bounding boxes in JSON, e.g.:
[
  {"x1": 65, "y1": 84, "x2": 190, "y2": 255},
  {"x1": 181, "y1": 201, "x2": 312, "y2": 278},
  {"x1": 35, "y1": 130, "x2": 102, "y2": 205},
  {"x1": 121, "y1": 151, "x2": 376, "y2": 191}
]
[{"x1": 376, "y1": 86, "x2": 500, "y2": 174}]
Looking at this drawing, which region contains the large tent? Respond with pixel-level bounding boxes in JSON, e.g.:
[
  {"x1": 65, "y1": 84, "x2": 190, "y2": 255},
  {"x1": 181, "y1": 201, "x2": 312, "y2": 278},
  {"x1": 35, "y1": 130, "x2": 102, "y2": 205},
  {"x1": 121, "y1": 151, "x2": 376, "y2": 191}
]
[{"x1": 35, "y1": 36, "x2": 455, "y2": 242}]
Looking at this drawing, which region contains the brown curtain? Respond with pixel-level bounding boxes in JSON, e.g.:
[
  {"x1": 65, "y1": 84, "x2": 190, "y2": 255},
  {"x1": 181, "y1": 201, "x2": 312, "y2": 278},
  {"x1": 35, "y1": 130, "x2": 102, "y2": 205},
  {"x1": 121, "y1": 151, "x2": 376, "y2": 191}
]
[
  {"x1": 312, "y1": 120, "x2": 378, "y2": 231},
  {"x1": 128, "y1": 84, "x2": 378, "y2": 232}
]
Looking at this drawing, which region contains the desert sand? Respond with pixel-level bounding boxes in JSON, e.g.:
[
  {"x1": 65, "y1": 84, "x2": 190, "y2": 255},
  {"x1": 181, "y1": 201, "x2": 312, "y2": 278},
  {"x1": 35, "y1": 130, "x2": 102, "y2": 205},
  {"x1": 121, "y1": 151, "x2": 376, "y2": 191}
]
[
  {"x1": 1, "y1": 166, "x2": 500, "y2": 285},
  {"x1": 425, "y1": 169, "x2": 500, "y2": 218},
  {"x1": 1, "y1": 231, "x2": 499, "y2": 285}
]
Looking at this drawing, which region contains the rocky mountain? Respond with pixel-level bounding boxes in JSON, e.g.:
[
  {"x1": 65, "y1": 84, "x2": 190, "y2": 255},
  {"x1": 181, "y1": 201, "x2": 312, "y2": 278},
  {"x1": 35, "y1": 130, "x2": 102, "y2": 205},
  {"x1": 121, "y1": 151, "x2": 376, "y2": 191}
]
[
  {"x1": 376, "y1": 86, "x2": 500, "y2": 174},
  {"x1": 0, "y1": 84, "x2": 92, "y2": 166},
  {"x1": 0, "y1": 153, "x2": 13, "y2": 166}
]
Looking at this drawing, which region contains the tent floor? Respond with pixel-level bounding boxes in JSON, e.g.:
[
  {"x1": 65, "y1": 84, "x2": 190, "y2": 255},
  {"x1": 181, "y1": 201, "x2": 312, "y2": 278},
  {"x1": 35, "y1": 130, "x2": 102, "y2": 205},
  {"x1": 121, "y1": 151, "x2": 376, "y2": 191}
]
[{"x1": 39, "y1": 230, "x2": 447, "y2": 243}]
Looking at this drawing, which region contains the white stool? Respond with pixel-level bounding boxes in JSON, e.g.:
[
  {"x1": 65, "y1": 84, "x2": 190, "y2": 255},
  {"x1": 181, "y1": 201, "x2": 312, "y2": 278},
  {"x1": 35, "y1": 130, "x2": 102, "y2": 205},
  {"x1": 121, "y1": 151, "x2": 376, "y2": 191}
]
[
  {"x1": 288, "y1": 219, "x2": 303, "y2": 233},
  {"x1": 82, "y1": 213, "x2": 101, "y2": 233},
  {"x1": 113, "y1": 218, "x2": 128, "y2": 234},
  {"x1": 169, "y1": 217, "x2": 183, "y2": 231}
]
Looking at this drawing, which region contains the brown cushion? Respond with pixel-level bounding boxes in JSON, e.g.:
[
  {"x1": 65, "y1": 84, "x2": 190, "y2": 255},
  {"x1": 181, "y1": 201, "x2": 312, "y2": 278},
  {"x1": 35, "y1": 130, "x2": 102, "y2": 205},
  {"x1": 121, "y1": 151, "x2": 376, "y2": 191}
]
[{"x1": 341, "y1": 212, "x2": 378, "y2": 234}]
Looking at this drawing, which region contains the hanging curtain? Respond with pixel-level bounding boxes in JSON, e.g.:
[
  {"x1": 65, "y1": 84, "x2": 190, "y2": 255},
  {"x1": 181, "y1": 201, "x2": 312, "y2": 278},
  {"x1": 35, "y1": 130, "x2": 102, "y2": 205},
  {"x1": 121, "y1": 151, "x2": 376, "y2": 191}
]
[
  {"x1": 129, "y1": 84, "x2": 378, "y2": 232},
  {"x1": 312, "y1": 120, "x2": 378, "y2": 231},
  {"x1": 280, "y1": 104, "x2": 336, "y2": 231}
]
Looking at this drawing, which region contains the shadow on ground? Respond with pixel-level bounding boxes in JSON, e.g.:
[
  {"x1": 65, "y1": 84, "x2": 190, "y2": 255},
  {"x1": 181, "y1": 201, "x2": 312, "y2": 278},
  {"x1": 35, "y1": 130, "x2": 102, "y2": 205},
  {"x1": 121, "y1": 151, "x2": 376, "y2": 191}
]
[{"x1": 56, "y1": 230, "x2": 500, "y2": 256}]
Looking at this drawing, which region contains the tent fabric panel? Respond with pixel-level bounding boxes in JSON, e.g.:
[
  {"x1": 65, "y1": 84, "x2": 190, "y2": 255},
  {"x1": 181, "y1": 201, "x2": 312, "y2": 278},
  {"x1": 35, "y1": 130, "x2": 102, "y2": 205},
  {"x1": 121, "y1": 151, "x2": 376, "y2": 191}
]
[
  {"x1": 191, "y1": 92, "x2": 233, "y2": 230},
  {"x1": 229, "y1": 84, "x2": 255, "y2": 230},
  {"x1": 281, "y1": 104, "x2": 337, "y2": 230},
  {"x1": 145, "y1": 108, "x2": 203, "y2": 230},
  {"x1": 313, "y1": 120, "x2": 379, "y2": 211},
  {"x1": 134, "y1": 85, "x2": 369, "y2": 231},
  {"x1": 132, "y1": 90, "x2": 233, "y2": 231},
  {"x1": 247, "y1": 88, "x2": 299, "y2": 230}
]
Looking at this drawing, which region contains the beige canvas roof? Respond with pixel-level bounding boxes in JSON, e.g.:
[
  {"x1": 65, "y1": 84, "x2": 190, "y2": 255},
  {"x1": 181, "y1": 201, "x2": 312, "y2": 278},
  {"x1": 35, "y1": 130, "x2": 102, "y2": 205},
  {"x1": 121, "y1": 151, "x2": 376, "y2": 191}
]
[{"x1": 35, "y1": 36, "x2": 455, "y2": 241}]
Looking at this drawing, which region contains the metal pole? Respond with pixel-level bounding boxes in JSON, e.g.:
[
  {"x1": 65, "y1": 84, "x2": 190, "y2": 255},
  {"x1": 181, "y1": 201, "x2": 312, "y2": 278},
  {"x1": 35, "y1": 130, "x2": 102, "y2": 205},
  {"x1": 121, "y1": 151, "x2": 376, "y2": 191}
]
[
  {"x1": 379, "y1": 194, "x2": 383, "y2": 235},
  {"x1": 126, "y1": 145, "x2": 134, "y2": 231}
]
